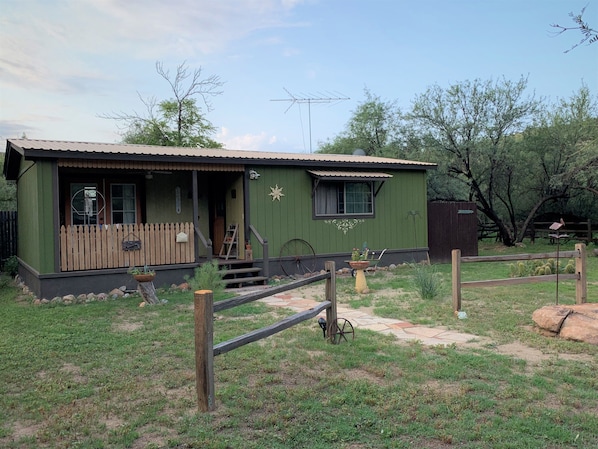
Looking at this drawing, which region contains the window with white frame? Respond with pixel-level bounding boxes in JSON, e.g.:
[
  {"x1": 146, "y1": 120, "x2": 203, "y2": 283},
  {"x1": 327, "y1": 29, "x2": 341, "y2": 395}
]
[
  {"x1": 111, "y1": 184, "x2": 137, "y2": 224},
  {"x1": 314, "y1": 181, "x2": 373, "y2": 217}
]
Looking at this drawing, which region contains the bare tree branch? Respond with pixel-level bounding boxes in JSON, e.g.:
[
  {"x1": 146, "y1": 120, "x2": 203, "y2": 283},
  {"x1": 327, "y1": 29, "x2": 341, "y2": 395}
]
[
  {"x1": 550, "y1": 5, "x2": 598, "y2": 53},
  {"x1": 155, "y1": 61, "x2": 223, "y2": 112}
]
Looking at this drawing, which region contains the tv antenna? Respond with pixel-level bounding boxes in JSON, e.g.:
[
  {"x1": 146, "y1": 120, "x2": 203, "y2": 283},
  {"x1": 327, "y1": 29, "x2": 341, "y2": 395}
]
[{"x1": 271, "y1": 88, "x2": 350, "y2": 153}]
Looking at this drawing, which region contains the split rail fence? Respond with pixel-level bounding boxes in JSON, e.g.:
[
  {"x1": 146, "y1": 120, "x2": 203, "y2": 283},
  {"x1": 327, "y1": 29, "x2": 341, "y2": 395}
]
[
  {"x1": 451, "y1": 243, "x2": 588, "y2": 312},
  {"x1": 194, "y1": 261, "x2": 338, "y2": 412}
]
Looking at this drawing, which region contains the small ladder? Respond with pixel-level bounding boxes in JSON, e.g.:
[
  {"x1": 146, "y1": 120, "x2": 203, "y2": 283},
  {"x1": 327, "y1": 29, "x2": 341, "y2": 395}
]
[{"x1": 219, "y1": 223, "x2": 238, "y2": 260}]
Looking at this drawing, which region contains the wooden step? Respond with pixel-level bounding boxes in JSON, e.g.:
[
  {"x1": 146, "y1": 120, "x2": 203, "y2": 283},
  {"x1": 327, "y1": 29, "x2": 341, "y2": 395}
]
[
  {"x1": 223, "y1": 276, "x2": 268, "y2": 287},
  {"x1": 220, "y1": 267, "x2": 262, "y2": 276}
]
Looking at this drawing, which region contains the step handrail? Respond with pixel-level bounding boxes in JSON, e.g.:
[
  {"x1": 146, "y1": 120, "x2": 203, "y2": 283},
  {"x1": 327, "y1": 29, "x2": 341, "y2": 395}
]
[
  {"x1": 248, "y1": 224, "x2": 269, "y2": 279},
  {"x1": 194, "y1": 224, "x2": 213, "y2": 262}
]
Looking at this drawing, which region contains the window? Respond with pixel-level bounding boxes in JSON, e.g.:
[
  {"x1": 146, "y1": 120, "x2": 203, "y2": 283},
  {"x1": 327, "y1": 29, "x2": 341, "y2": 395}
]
[
  {"x1": 315, "y1": 181, "x2": 373, "y2": 217},
  {"x1": 111, "y1": 184, "x2": 137, "y2": 224}
]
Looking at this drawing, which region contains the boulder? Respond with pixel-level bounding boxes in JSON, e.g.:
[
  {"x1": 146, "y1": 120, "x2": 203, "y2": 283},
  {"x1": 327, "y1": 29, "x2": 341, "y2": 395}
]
[
  {"x1": 532, "y1": 304, "x2": 598, "y2": 345},
  {"x1": 531, "y1": 306, "x2": 572, "y2": 333},
  {"x1": 109, "y1": 288, "x2": 125, "y2": 298}
]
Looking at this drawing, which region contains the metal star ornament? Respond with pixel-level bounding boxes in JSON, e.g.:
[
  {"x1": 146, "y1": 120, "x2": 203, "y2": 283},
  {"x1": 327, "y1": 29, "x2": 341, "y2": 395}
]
[{"x1": 269, "y1": 184, "x2": 285, "y2": 201}]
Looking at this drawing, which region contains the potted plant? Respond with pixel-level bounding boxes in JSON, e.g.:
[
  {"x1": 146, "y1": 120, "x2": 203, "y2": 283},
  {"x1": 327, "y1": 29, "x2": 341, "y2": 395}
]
[
  {"x1": 128, "y1": 265, "x2": 156, "y2": 283},
  {"x1": 349, "y1": 247, "x2": 370, "y2": 270}
]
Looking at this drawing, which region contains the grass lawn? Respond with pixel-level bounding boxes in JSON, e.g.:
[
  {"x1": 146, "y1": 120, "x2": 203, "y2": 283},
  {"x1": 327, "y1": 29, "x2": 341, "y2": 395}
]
[{"x1": 1, "y1": 239, "x2": 597, "y2": 448}]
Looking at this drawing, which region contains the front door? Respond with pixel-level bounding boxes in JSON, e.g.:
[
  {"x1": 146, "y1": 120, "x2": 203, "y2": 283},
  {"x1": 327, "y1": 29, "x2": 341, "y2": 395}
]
[{"x1": 210, "y1": 191, "x2": 226, "y2": 255}]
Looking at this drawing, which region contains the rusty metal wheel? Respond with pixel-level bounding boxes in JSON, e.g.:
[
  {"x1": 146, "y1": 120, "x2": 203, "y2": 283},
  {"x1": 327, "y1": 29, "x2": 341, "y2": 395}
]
[
  {"x1": 329, "y1": 318, "x2": 354, "y2": 344},
  {"x1": 279, "y1": 238, "x2": 316, "y2": 277}
]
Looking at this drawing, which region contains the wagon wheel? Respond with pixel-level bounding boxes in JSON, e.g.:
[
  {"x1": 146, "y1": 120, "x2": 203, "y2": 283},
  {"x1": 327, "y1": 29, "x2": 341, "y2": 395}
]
[
  {"x1": 279, "y1": 238, "x2": 316, "y2": 277},
  {"x1": 329, "y1": 318, "x2": 355, "y2": 344}
]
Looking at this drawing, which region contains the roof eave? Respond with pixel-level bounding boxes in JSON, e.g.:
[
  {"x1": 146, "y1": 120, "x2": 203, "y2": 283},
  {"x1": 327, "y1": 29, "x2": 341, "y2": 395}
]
[{"x1": 20, "y1": 149, "x2": 436, "y2": 171}]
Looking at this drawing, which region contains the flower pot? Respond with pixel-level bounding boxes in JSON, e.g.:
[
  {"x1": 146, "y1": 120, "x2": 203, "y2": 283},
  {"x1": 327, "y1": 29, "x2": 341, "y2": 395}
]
[
  {"x1": 134, "y1": 274, "x2": 155, "y2": 283},
  {"x1": 349, "y1": 261, "x2": 370, "y2": 270}
]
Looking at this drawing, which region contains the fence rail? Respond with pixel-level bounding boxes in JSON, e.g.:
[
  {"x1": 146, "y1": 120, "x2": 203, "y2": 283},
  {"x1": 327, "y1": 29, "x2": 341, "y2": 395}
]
[
  {"x1": 451, "y1": 244, "x2": 587, "y2": 312},
  {"x1": 60, "y1": 222, "x2": 195, "y2": 271},
  {"x1": 478, "y1": 219, "x2": 596, "y2": 244},
  {"x1": 194, "y1": 262, "x2": 337, "y2": 412}
]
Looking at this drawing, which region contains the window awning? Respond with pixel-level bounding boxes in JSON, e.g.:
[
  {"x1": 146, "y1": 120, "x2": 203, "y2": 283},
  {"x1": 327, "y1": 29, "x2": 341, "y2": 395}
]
[
  {"x1": 307, "y1": 170, "x2": 393, "y2": 181},
  {"x1": 308, "y1": 170, "x2": 392, "y2": 197}
]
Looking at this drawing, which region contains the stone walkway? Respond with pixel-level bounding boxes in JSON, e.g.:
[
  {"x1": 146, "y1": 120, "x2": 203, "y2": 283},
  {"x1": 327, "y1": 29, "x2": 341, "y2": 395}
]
[{"x1": 260, "y1": 292, "x2": 481, "y2": 346}]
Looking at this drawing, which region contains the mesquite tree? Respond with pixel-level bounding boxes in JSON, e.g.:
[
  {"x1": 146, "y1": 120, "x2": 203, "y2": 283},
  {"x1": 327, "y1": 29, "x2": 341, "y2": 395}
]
[
  {"x1": 103, "y1": 61, "x2": 224, "y2": 148},
  {"x1": 409, "y1": 77, "x2": 540, "y2": 246}
]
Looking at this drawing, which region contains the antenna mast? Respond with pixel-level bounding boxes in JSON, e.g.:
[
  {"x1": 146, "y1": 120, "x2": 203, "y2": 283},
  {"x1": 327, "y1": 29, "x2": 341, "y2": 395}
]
[{"x1": 271, "y1": 88, "x2": 350, "y2": 153}]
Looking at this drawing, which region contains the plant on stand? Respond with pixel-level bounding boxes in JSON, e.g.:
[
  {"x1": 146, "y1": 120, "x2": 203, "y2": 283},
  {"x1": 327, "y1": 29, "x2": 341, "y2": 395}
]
[
  {"x1": 128, "y1": 265, "x2": 161, "y2": 305},
  {"x1": 128, "y1": 265, "x2": 156, "y2": 283},
  {"x1": 350, "y1": 245, "x2": 370, "y2": 270},
  {"x1": 349, "y1": 244, "x2": 370, "y2": 293}
]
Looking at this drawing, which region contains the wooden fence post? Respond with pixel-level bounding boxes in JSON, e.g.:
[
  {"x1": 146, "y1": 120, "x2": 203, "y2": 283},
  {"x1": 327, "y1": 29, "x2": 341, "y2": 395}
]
[
  {"x1": 451, "y1": 249, "x2": 462, "y2": 313},
  {"x1": 575, "y1": 243, "x2": 587, "y2": 304},
  {"x1": 194, "y1": 290, "x2": 215, "y2": 412},
  {"x1": 325, "y1": 261, "x2": 337, "y2": 342}
]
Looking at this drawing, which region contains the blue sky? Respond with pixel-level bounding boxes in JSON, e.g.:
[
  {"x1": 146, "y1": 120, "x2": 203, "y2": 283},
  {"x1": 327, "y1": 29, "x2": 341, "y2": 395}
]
[{"x1": 1, "y1": 0, "x2": 597, "y2": 153}]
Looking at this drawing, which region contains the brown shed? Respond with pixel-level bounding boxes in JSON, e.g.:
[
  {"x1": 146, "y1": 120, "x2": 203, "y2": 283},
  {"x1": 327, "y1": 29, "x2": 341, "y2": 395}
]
[{"x1": 427, "y1": 202, "x2": 478, "y2": 263}]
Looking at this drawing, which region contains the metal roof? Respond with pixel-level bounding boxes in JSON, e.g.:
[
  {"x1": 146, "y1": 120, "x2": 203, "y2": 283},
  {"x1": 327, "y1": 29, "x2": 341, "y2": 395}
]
[
  {"x1": 4, "y1": 139, "x2": 436, "y2": 178},
  {"x1": 307, "y1": 170, "x2": 393, "y2": 180}
]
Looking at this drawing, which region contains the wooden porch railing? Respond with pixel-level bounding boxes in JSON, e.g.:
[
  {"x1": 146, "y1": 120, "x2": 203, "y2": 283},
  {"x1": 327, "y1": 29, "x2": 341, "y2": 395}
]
[{"x1": 60, "y1": 223, "x2": 195, "y2": 271}]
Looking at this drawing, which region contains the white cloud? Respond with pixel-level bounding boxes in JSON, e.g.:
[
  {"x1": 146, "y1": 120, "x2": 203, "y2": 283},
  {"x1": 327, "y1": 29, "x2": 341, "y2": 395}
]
[
  {"x1": 0, "y1": 0, "x2": 306, "y2": 92},
  {"x1": 218, "y1": 127, "x2": 279, "y2": 151}
]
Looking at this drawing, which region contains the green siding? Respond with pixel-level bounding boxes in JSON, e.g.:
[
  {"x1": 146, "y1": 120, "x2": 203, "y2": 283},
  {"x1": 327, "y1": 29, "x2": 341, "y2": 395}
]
[
  {"x1": 145, "y1": 172, "x2": 194, "y2": 223},
  {"x1": 247, "y1": 166, "x2": 428, "y2": 259},
  {"x1": 17, "y1": 160, "x2": 55, "y2": 273}
]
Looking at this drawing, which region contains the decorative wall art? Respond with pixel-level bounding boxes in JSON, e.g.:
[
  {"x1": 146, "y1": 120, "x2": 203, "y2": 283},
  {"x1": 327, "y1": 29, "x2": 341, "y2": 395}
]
[
  {"x1": 324, "y1": 218, "x2": 365, "y2": 234},
  {"x1": 269, "y1": 184, "x2": 285, "y2": 201}
]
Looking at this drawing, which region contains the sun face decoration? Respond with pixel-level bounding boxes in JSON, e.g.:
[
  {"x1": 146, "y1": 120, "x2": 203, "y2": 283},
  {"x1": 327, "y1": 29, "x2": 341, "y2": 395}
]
[{"x1": 269, "y1": 184, "x2": 285, "y2": 201}]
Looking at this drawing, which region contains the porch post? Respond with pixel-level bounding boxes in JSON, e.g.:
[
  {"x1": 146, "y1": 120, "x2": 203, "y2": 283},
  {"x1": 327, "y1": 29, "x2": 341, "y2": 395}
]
[
  {"x1": 192, "y1": 170, "x2": 200, "y2": 263},
  {"x1": 52, "y1": 161, "x2": 61, "y2": 273},
  {"x1": 243, "y1": 168, "x2": 251, "y2": 249}
]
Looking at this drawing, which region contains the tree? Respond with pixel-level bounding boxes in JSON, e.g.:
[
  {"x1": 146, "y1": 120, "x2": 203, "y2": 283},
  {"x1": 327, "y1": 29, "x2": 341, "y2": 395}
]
[
  {"x1": 318, "y1": 88, "x2": 403, "y2": 157},
  {"x1": 551, "y1": 5, "x2": 598, "y2": 53},
  {"x1": 408, "y1": 77, "x2": 540, "y2": 246},
  {"x1": 104, "y1": 61, "x2": 224, "y2": 148},
  {"x1": 0, "y1": 161, "x2": 16, "y2": 210},
  {"x1": 528, "y1": 85, "x2": 598, "y2": 211}
]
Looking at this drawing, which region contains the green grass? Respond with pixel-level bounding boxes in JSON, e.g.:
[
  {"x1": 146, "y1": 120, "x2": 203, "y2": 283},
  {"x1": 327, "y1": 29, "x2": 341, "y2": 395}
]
[{"x1": 1, "y1": 239, "x2": 597, "y2": 448}]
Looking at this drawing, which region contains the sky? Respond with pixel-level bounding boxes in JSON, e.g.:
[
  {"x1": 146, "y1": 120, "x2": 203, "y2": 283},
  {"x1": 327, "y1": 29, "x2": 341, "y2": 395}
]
[{"x1": 1, "y1": 0, "x2": 597, "y2": 154}]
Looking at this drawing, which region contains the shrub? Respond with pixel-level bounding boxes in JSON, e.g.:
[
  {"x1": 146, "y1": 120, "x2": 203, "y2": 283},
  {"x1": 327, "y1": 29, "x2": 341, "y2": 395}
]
[
  {"x1": 185, "y1": 260, "x2": 224, "y2": 294},
  {"x1": 2, "y1": 255, "x2": 18, "y2": 277},
  {"x1": 410, "y1": 263, "x2": 442, "y2": 300}
]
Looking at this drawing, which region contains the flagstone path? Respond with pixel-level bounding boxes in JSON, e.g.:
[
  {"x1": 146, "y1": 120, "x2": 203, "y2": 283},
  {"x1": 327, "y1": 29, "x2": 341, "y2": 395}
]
[{"x1": 259, "y1": 292, "x2": 482, "y2": 346}]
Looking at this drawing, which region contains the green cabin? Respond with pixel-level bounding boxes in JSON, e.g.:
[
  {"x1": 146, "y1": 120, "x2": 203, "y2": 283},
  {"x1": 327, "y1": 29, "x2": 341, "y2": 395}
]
[{"x1": 3, "y1": 139, "x2": 436, "y2": 298}]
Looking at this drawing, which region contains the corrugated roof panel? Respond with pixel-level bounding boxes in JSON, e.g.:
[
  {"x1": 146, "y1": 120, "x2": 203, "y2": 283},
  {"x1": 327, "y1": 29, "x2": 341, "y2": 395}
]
[
  {"x1": 7, "y1": 139, "x2": 437, "y2": 168},
  {"x1": 307, "y1": 170, "x2": 393, "y2": 179}
]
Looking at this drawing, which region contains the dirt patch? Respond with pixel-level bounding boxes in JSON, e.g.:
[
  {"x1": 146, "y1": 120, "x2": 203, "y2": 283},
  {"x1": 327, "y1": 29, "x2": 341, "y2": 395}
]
[
  {"x1": 112, "y1": 320, "x2": 143, "y2": 332},
  {"x1": 494, "y1": 341, "x2": 594, "y2": 366}
]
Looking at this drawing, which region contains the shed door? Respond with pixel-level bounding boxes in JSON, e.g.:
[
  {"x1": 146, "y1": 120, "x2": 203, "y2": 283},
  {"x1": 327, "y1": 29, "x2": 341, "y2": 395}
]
[{"x1": 427, "y1": 202, "x2": 478, "y2": 263}]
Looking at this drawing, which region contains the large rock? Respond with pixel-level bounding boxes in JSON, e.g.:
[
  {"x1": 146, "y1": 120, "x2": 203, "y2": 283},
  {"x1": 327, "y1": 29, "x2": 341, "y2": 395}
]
[{"x1": 532, "y1": 304, "x2": 598, "y2": 345}]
